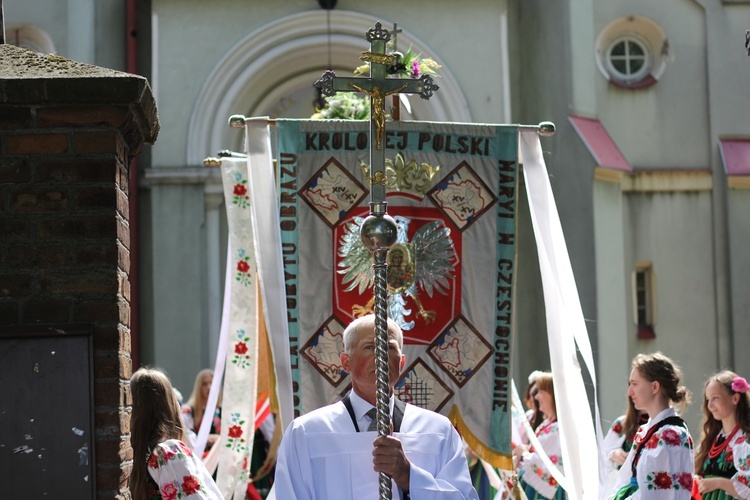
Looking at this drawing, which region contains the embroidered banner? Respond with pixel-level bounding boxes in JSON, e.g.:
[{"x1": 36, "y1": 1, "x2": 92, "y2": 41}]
[
  {"x1": 217, "y1": 157, "x2": 259, "y2": 497},
  {"x1": 276, "y1": 119, "x2": 518, "y2": 467}
]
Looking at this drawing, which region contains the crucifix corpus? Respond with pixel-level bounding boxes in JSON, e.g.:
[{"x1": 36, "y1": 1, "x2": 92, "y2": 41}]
[{"x1": 315, "y1": 21, "x2": 438, "y2": 500}]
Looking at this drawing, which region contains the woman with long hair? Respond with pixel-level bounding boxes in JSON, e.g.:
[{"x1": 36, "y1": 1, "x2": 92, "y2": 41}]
[
  {"x1": 603, "y1": 397, "x2": 649, "y2": 471},
  {"x1": 693, "y1": 370, "x2": 750, "y2": 499},
  {"x1": 612, "y1": 352, "x2": 694, "y2": 500},
  {"x1": 130, "y1": 367, "x2": 222, "y2": 499},
  {"x1": 182, "y1": 369, "x2": 221, "y2": 450},
  {"x1": 514, "y1": 372, "x2": 565, "y2": 500}
]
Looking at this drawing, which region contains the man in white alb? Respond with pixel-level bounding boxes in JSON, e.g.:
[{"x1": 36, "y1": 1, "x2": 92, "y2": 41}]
[{"x1": 273, "y1": 314, "x2": 479, "y2": 499}]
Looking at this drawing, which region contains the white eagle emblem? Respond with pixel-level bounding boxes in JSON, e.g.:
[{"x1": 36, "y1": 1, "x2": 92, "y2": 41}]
[{"x1": 337, "y1": 215, "x2": 457, "y2": 331}]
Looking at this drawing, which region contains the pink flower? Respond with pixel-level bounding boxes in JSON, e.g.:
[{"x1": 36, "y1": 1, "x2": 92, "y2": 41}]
[
  {"x1": 660, "y1": 428, "x2": 682, "y2": 447},
  {"x1": 411, "y1": 60, "x2": 421, "y2": 78},
  {"x1": 161, "y1": 483, "x2": 179, "y2": 500},
  {"x1": 677, "y1": 473, "x2": 693, "y2": 490},
  {"x1": 732, "y1": 377, "x2": 750, "y2": 394}
]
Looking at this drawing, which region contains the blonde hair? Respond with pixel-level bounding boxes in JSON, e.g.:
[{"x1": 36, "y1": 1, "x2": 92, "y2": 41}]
[
  {"x1": 185, "y1": 369, "x2": 214, "y2": 428},
  {"x1": 129, "y1": 367, "x2": 186, "y2": 499}
]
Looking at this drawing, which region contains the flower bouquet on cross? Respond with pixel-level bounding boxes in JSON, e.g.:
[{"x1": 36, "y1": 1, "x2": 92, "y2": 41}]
[{"x1": 311, "y1": 44, "x2": 441, "y2": 120}]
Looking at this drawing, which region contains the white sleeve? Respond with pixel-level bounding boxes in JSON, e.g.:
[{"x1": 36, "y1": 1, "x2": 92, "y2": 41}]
[
  {"x1": 633, "y1": 425, "x2": 694, "y2": 500},
  {"x1": 147, "y1": 440, "x2": 223, "y2": 499},
  {"x1": 407, "y1": 424, "x2": 479, "y2": 499}
]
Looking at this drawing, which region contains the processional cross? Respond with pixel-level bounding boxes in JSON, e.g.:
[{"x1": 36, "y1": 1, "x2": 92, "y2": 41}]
[{"x1": 315, "y1": 22, "x2": 438, "y2": 500}]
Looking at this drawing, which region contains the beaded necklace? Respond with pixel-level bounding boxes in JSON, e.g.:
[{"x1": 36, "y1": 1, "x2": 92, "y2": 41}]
[{"x1": 707, "y1": 425, "x2": 739, "y2": 459}]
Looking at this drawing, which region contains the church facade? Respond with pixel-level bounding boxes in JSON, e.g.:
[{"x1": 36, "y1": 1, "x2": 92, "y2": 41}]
[{"x1": 4, "y1": 0, "x2": 750, "y2": 430}]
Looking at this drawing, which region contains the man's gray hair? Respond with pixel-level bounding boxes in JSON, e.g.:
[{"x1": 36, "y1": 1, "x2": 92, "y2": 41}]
[{"x1": 342, "y1": 315, "x2": 403, "y2": 352}]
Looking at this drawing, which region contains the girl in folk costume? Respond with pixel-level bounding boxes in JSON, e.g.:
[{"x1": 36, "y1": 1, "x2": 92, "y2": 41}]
[
  {"x1": 181, "y1": 369, "x2": 221, "y2": 451},
  {"x1": 693, "y1": 371, "x2": 750, "y2": 499},
  {"x1": 613, "y1": 352, "x2": 694, "y2": 500},
  {"x1": 130, "y1": 367, "x2": 223, "y2": 500},
  {"x1": 603, "y1": 397, "x2": 649, "y2": 471},
  {"x1": 514, "y1": 372, "x2": 565, "y2": 500}
]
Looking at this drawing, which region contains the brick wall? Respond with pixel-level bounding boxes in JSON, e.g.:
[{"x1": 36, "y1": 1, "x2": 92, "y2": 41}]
[{"x1": 0, "y1": 45, "x2": 158, "y2": 499}]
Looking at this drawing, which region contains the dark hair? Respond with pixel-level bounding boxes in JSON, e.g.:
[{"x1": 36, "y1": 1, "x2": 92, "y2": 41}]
[
  {"x1": 632, "y1": 352, "x2": 691, "y2": 409},
  {"x1": 525, "y1": 382, "x2": 544, "y2": 430},
  {"x1": 695, "y1": 370, "x2": 750, "y2": 475},
  {"x1": 130, "y1": 367, "x2": 186, "y2": 499}
]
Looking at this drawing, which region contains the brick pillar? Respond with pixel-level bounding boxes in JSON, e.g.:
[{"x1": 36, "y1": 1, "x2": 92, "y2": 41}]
[{"x1": 0, "y1": 45, "x2": 158, "y2": 499}]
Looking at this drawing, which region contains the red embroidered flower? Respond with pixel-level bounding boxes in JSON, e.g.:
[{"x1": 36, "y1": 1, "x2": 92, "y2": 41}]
[
  {"x1": 235, "y1": 342, "x2": 248, "y2": 355},
  {"x1": 536, "y1": 467, "x2": 544, "y2": 477},
  {"x1": 653, "y1": 472, "x2": 673, "y2": 489},
  {"x1": 737, "y1": 435, "x2": 747, "y2": 444},
  {"x1": 646, "y1": 434, "x2": 660, "y2": 449},
  {"x1": 229, "y1": 425, "x2": 243, "y2": 438},
  {"x1": 233, "y1": 184, "x2": 248, "y2": 196},
  {"x1": 163, "y1": 448, "x2": 176, "y2": 461},
  {"x1": 677, "y1": 473, "x2": 693, "y2": 490},
  {"x1": 161, "y1": 482, "x2": 179, "y2": 500},
  {"x1": 612, "y1": 422, "x2": 623, "y2": 435},
  {"x1": 688, "y1": 436, "x2": 694, "y2": 448},
  {"x1": 237, "y1": 260, "x2": 250, "y2": 273},
  {"x1": 549, "y1": 476, "x2": 558, "y2": 487},
  {"x1": 148, "y1": 453, "x2": 159, "y2": 469},
  {"x1": 178, "y1": 441, "x2": 192, "y2": 456},
  {"x1": 739, "y1": 476, "x2": 749, "y2": 486},
  {"x1": 550, "y1": 455, "x2": 559, "y2": 464},
  {"x1": 182, "y1": 475, "x2": 202, "y2": 495},
  {"x1": 660, "y1": 429, "x2": 681, "y2": 447},
  {"x1": 242, "y1": 456, "x2": 249, "y2": 470}
]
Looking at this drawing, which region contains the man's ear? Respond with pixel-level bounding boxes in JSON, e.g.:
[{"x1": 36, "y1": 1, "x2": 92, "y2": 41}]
[{"x1": 340, "y1": 352, "x2": 351, "y2": 374}]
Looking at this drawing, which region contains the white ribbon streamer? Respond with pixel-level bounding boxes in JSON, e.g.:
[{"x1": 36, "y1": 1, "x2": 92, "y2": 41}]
[
  {"x1": 520, "y1": 130, "x2": 602, "y2": 500},
  {"x1": 245, "y1": 118, "x2": 295, "y2": 432},
  {"x1": 195, "y1": 246, "x2": 232, "y2": 456}
]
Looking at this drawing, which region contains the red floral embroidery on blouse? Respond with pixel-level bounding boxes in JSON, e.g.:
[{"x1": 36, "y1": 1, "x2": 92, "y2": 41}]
[
  {"x1": 233, "y1": 184, "x2": 248, "y2": 196},
  {"x1": 148, "y1": 453, "x2": 159, "y2": 469},
  {"x1": 612, "y1": 422, "x2": 623, "y2": 435},
  {"x1": 162, "y1": 448, "x2": 176, "y2": 461},
  {"x1": 182, "y1": 475, "x2": 201, "y2": 495},
  {"x1": 653, "y1": 472, "x2": 673, "y2": 489},
  {"x1": 677, "y1": 472, "x2": 693, "y2": 490},
  {"x1": 738, "y1": 476, "x2": 749, "y2": 486},
  {"x1": 229, "y1": 425, "x2": 243, "y2": 438},
  {"x1": 237, "y1": 260, "x2": 250, "y2": 273},
  {"x1": 161, "y1": 482, "x2": 179, "y2": 500},
  {"x1": 178, "y1": 441, "x2": 192, "y2": 456},
  {"x1": 660, "y1": 428, "x2": 682, "y2": 447},
  {"x1": 737, "y1": 435, "x2": 747, "y2": 444},
  {"x1": 645, "y1": 434, "x2": 660, "y2": 449}
]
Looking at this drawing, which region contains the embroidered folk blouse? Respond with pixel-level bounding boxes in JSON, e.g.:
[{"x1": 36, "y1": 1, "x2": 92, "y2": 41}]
[
  {"x1": 146, "y1": 439, "x2": 223, "y2": 499},
  {"x1": 698, "y1": 428, "x2": 750, "y2": 500},
  {"x1": 612, "y1": 408, "x2": 694, "y2": 500},
  {"x1": 519, "y1": 417, "x2": 564, "y2": 499}
]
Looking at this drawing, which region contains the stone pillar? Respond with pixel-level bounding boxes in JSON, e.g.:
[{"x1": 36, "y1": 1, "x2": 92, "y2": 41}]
[{"x1": 0, "y1": 45, "x2": 158, "y2": 499}]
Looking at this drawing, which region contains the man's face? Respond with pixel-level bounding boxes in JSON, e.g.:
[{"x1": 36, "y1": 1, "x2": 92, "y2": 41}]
[{"x1": 341, "y1": 323, "x2": 406, "y2": 405}]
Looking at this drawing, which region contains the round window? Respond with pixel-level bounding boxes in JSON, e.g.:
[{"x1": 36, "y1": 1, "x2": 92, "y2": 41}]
[{"x1": 604, "y1": 34, "x2": 652, "y2": 84}]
